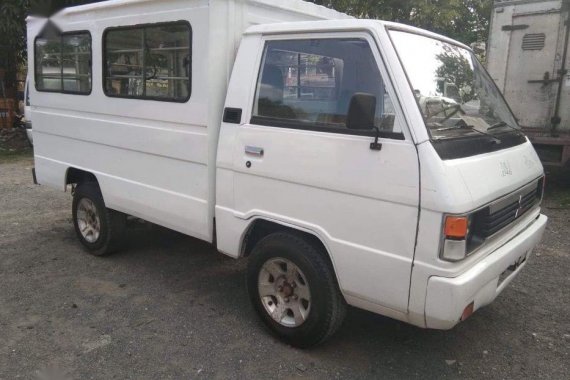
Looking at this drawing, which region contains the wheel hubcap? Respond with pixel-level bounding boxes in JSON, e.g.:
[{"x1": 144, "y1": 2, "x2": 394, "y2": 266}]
[
  {"x1": 76, "y1": 198, "x2": 101, "y2": 243},
  {"x1": 258, "y1": 258, "x2": 311, "y2": 327}
]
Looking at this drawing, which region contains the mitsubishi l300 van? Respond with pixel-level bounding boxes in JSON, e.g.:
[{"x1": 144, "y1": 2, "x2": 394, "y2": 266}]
[{"x1": 28, "y1": 0, "x2": 547, "y2": 347}]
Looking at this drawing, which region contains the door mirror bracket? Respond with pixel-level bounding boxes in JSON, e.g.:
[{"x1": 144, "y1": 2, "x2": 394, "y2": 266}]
[{"x1": 370, "y1": 127, "x2": 382, "y2": 151}]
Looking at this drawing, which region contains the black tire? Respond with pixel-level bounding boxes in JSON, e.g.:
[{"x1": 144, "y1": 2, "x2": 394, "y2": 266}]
[
  {"x1": 72, "y1": 182, "x2": 126, "y2": 256},
  {"x1": 247, "y1": 232, "x2": 346, "y2": 348}
]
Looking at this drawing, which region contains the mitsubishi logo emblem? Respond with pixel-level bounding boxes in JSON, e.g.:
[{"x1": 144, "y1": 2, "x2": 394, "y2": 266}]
[{"x1": 515, "y1": 194, "x2": 523, "y2": 218}]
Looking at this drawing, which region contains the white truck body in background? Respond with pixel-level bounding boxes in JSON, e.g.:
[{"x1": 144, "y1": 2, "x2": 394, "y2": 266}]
[
  {"x1": 28, "y1": 0, "x2": 547, "y2": 346},
  {"x1": 24, "y1": 77, "x2": 33, "y2": 144},
  {"x1": 487, "y1": 0, "x2": 570, "y2": 167}
]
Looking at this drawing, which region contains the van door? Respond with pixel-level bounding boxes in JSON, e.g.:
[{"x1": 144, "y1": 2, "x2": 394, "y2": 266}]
[
  {"x1": 230, "y1": 34, "x2": 419, "y2": 313},
  {"x1": 503, "y1": 10, "x2": 562, "y2": 128}
]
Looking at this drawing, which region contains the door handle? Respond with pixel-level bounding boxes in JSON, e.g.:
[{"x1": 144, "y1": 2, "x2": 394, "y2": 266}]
[{"x1": 245, "y1": 146, "x2": 264, "y2": 157}]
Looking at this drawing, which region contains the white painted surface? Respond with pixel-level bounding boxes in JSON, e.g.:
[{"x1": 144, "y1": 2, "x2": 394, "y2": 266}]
[
  {"x1": 425, "y1": 214, "x2": 547, "y2": 329},
  {"x1": 28, "y1": 0, "x2": 349, "y2": 241},
  {"x1": 23, "y1": 76, "x2": 33, "y2": 144},
  {"x1": 487, "y1": 0, "x2": 570, "y2": 130},
  {"x1": 28, "y1": 0, "x2": 547, "y2": 330},
  {"x1": 217, "y1": 30, "x2": 419, "y2": 314}
]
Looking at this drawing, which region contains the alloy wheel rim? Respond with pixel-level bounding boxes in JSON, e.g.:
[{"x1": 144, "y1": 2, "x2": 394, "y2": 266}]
[
  {"x1": 258, "y1": 257, "x2": 311, "y2": 327},
  {"x1": 76, "y1": 198, "x2": 101, "y2": 243}
]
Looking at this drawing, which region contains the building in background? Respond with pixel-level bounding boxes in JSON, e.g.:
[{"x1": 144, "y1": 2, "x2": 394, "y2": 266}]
[{"x1": 487, "y1": 0, "x2": 570, "y2": 167}]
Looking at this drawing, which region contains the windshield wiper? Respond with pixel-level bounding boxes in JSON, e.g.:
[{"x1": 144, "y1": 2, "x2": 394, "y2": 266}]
[
  {"x1": 488, "y1": 121, "x2": 521, "y2": 133},
  {"x1": 435, "y1": 123, "x2": 502, "y2": 144}
]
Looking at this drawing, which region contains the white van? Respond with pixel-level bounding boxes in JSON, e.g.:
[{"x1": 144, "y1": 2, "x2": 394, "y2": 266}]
[
  {"x1": 23, "y1": 78, "x2": 33, "y2": 145},
  {"x1": 28, "y1": 0, "x2": 547, "y2": 347}
]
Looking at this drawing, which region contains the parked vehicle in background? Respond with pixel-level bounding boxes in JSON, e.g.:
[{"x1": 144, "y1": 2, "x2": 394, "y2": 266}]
[
  {"x1": 28, "y1": 0, "x2": 548, "y2": 347},
  {"x1": 487, "y1": 0, "x2": 570, "y2": 169},
  {"x1": 23, "y1": 78, "x2": 33, "y2": 145}
]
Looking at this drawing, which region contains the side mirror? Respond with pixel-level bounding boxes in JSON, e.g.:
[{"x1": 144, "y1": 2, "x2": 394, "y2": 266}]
[
  {"x1": 346, "y1": 93, "x2": 382, "y2": 151},
  {"x1": 347, "y1": 93, "x2": 376, "y2": 130}
]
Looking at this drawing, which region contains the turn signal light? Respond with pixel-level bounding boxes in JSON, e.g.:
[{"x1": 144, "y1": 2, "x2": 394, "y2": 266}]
[
  {"x1": 461, "y1": 301, "x2": 474, "y2": 321},
  {"x1": 444, "y1": 216, "x2": 468, "y2": 239}
]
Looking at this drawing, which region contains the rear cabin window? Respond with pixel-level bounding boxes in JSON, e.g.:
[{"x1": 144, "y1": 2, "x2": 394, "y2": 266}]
[
  {"x1": 104, "y1": 21, "x2": 191, "y2": 102},
  {"x1": 252, "y1": 38, "x2": 398, "y2": 136},
  {"x1": 35, "y1": 31, "x2": 92, "y2": 94}
]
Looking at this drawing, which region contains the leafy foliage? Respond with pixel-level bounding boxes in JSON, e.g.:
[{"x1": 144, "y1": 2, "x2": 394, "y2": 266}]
[
  {"x1": 0, "y1": 0, "x2": 30, "y2": 87},
  {"x1": 0, "y1": 0, "x2": 99, "y2": 88},
  {"x1": 310, "y1": 0, "x2": 493, "y2": 45},
  {"x1": 435, "y1": 45, "x2": 475, "y2": 102}
]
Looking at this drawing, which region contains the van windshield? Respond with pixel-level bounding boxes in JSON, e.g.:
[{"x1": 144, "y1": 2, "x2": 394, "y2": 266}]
[{"x1": 389, "y1": 30, "x2": 520, "y2": 141}]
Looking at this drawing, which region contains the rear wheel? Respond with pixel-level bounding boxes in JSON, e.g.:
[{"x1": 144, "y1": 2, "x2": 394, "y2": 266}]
[
  {"x1": 72, "y1": 182, "x2": 126, "y2": 256},
  {"x1": 247, "y1": 232, "x2": 346, "y2": 348}
]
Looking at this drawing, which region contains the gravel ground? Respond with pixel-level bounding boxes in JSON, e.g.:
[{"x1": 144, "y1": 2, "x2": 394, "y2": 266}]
[{"x1": 1, "y1": 154, "x2": 569, "y2": 379}]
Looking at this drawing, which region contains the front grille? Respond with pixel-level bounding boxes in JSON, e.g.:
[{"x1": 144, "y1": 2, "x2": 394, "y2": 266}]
[{"x1": 471, "y1": 178, "x2": 543, "y2": 239}]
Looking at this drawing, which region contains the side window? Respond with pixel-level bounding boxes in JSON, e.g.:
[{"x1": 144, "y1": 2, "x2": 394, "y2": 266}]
[
  {"x1": 35, "y1": 31, "x2": 92, "y2": 94},
  {"x1": 252, "y1": 38, "x2": 398, "y2": 135},
  {"x1": 35, "y1": 34, "x2": 62, "y2": 92},
  {"x1": 104, "y1": 22, "x2": 191, "y2": 102}
]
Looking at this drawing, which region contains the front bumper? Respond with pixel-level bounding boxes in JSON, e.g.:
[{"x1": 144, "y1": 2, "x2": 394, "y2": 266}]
[{"x1": 424, "y1": 214, "x2": 547, "y2": 329}]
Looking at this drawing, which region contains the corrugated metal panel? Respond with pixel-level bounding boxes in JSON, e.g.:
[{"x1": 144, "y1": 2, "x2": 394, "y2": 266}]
[{"x1": 522, "y1": 33, "x2": 546, "y2": 50}]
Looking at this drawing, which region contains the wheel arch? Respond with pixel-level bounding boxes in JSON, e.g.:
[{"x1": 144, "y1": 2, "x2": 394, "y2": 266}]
[
  {"x1": 239, "y1": 218, "x2": 343, "y2": 292},
  {"x1": 240, "y1": 219, "x2": 326, "y2": 257},
  {"x1": 65, "y1": 167, "x2": 99, "y2": 191}
]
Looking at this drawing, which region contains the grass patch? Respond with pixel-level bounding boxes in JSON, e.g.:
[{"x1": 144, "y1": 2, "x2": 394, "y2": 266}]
[
  {"x1": 0, "y1": 148, "x2": 33, "y2": 163},
  {"x1": 552, "y1": 190, "x2": 570, "y2": 207},
  {"x1": 544, "y1": 182, "x2": 570, "y2": 208},
  {"x1": 543, "y1": 166, "x2": 570, "y2": 207}
]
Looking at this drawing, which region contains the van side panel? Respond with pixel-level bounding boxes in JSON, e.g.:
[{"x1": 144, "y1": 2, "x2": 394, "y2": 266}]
[
  {"x1": 29, "y1": 0, "x2": 349, "y2": 243},
  {"x1": 206, "y1": 0, "x2": 353, "y2": 239},
  {"x1": 31, "y1": 1, "x2": 212, "y2": 240}
]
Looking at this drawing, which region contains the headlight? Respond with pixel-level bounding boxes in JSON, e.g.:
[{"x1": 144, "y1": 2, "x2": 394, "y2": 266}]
[
  {"x1": 441, "y1": 177, "x2": 544, "y2": 262},
  {"x1": 440, "y1": 214, "x2": 484, "y2": 261},
  {"x1": 441, "y1": 215, "x2": 470, "y2": 261}
]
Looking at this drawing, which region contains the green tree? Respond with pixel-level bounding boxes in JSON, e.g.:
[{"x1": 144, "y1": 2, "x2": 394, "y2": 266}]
[
  {"x1": 435, "y1": 44, "x2": 475, "y2": 102},
  {"x1": 309, "y1": 0, "x2": 492, "y2": 45},
  {"x1": 0, "y1": 0, "x2": 30, "y2": 89},
  {"x1": 0, "y1": 0, "x2": 100, "y2": 89}
]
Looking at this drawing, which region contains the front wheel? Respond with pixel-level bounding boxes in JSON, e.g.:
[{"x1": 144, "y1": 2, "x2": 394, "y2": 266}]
[
  {"x1": 247, "y1": 232, "x2": 346, "y2": 348},
  {"x1": 72, "y1": 182, "x2": 126, "y2": 256}
]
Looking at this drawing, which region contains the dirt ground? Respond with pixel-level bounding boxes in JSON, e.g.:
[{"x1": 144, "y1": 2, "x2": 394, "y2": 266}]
[{"x1": 1, "y1": 153, "x2": 568, "y2": 379}]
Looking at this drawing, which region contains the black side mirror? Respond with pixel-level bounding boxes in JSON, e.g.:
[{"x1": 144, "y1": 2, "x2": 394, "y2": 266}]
[
  {"x1": 347, "y1": 93, "x2": 376, "y2": 130},
  {"x1": 346, "y1": 93, "x2": 382, "y2": 151}
]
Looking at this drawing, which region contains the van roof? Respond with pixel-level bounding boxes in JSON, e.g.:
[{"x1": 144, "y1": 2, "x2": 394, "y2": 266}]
[
  {"x1": 34, "y1": 0, "x2": 470, "y2": 52},
  {"x1": 55, "y1": 0, "x2": 352, "y2": 21},
  {"x1": 245, "y1": 19, "x2": 472, "y2": 51}
]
